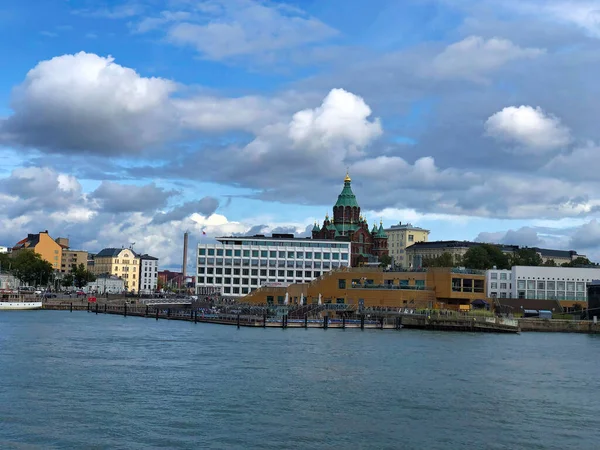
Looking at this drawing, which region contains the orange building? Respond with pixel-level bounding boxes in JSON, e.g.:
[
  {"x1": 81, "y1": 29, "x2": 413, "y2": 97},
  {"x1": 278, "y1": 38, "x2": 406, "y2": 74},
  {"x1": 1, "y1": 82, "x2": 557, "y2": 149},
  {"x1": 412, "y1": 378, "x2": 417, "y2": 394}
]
[
  {"x1": 243, "y1": 267, "x2": 487, "y2": 311},
  {"x1": 12, "y1": 230, "x2": 63, "y2": 271}
]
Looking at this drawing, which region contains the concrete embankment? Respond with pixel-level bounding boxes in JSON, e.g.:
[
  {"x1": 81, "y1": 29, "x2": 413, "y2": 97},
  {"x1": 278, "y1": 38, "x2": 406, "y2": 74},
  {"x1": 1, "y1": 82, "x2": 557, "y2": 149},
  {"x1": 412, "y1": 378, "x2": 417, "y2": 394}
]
[{"x1": 519, "y1": 318, "x2": 600, "y2": 333}]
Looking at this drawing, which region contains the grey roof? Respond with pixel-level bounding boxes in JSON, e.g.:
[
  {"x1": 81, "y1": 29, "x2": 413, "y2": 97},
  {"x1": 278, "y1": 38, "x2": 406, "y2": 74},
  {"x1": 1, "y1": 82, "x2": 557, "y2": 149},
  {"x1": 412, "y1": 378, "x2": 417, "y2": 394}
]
[
  {"x1": 534, "y1": 248, "x2": 578, "y2": 258},
  {"x1": 96, "y1": 248, "x2": 138, "y2": 257},
  {"x1": 139, "y1": 254, "x2": 159, "y2": 260},
  {"x1": 218, "y1": 234, "x2": 350, "y2": 243},
  {"x1": 385, "y1": 222, "x2": 430, "y2": 232},
  {"x1": 406, "y1": 240, "x2": 518, "y2": 252}
]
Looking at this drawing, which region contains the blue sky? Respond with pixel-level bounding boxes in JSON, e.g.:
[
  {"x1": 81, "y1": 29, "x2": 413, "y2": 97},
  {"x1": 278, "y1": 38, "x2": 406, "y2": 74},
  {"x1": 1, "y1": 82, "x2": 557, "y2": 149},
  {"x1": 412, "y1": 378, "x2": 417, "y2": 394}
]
[{"x1": 2, "y1": 0, "x2": 600, "y2": 267}]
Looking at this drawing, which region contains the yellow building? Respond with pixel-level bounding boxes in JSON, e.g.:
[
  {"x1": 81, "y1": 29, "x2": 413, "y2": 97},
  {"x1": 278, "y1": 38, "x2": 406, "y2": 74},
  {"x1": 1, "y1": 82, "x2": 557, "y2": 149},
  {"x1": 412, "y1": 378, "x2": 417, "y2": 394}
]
[
  {"x1": 384, "y1": 222, "x2": 429, "y2": 268},
  {"x1": 12, "y1": 230, "x2": 63, "y2": 271},
  {"x1": 243, "y1": 267, "x2": 486, "y2": 311},
  {"x1": 90, "y1": 248, "x2": 139, "y2": 293}
]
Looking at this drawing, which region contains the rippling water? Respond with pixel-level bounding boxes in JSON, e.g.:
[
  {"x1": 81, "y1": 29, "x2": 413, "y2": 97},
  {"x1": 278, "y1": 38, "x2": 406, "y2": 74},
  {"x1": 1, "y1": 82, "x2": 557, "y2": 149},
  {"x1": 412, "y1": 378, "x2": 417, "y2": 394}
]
[{"x1": 1, "y1": 311, "x2": 599, "y2": 449}]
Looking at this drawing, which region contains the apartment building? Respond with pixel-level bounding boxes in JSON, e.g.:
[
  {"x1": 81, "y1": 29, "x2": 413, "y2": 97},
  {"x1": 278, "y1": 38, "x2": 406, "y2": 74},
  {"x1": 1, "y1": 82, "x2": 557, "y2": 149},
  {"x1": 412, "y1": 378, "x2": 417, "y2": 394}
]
[
  {"x1": 12, "y1": 230, "x2": 63, "y2": 271},
  {"x1": 138, "y1": 254, "x2": 159, "y2": 294},
  {"x1": 90, "y1": 248, "x2": 140, "y2": 293},
  {"x1": 384, "y1": 222, "x2": 430, "y2": 268}
]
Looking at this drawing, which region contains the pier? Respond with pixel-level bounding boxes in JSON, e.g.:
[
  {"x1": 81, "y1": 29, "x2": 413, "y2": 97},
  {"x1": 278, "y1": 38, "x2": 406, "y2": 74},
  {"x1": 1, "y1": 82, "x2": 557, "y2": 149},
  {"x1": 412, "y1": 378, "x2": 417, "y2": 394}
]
[{"x1": 43, "y1": 302, "x2": 520, "y2": 333}]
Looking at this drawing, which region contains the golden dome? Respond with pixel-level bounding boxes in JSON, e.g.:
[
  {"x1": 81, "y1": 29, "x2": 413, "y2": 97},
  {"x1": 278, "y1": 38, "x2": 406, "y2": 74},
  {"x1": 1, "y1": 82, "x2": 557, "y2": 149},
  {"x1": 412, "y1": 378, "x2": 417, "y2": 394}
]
[{"x1": 344, "y1": 171, "x2": 351, "y2": 182}]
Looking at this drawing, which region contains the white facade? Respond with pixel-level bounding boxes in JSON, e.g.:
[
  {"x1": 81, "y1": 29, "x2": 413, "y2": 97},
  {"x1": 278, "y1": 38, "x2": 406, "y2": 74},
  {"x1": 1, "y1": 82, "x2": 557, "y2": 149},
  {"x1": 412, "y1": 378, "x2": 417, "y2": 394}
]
[
  {"x1": 486, "y1": 269, "x2": 512, "y2": 299},
  {"x1": 0, "y1": 246, "x2": 9, "y2": 254},
  {"x1": 85, "y1": 275, "x2": 125, "y2": 294},
  {"x1": 196, "y1": 235, "x2": 352, "y2": 297},
  {"x1": 0, "y1": 273, "x2": 20, "y2": 290},
  {"x1": 511, "y1": 266, "x2": 600, "y2": 301},
  {"x1": 139, "y1": 255, "x2": 159, "y2": 294}
]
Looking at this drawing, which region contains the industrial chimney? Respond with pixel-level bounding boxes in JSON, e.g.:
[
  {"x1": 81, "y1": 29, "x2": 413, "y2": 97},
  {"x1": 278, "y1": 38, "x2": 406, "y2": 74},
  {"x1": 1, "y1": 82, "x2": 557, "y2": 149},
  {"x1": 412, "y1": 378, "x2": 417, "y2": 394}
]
[{"x1": 182, "y1": 231, "x2": 189, "y2": 282}]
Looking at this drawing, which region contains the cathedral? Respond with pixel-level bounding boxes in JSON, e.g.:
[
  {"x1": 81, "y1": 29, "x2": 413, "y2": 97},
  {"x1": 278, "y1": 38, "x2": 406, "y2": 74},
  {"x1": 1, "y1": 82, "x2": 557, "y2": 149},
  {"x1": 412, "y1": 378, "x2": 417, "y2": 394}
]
[{"x1": 312, "y1": 173, "x2": 389, "y2": 267}]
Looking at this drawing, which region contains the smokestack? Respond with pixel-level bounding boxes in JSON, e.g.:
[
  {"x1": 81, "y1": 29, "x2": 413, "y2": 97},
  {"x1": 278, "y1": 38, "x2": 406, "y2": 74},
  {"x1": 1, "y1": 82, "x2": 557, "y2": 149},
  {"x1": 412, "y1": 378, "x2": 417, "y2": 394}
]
[{"x1": 182, "y1": 231, "x2": 189, "y2": 281}]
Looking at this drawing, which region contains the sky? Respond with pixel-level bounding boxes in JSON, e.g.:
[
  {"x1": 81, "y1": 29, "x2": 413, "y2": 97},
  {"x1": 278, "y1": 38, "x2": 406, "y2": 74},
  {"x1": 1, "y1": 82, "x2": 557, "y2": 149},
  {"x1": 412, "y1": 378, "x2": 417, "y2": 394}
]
[{"x1": 2, "y1": 0, "x2": 600, "y2": 270}]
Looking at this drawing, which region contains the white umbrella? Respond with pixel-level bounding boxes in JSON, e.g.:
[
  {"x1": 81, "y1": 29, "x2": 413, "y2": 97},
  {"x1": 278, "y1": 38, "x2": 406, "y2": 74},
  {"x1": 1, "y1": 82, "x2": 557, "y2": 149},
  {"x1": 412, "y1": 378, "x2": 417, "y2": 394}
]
[
  {"x1": 318, "y1": 293, "x2": 322, "y2": 305},
  {"x1": 284, "y1": 292, "x2": 289, "y2": 305}
]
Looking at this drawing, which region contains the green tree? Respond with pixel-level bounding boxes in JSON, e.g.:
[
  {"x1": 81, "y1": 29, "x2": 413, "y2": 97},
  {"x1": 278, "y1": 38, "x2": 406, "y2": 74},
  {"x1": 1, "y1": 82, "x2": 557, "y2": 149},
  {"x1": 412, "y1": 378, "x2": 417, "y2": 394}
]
[
  {"x1": 423, "y1": 252, "x2": 455, "y2": 268},
  {"x1": 379, "y1": 254, "x2": 393, "y2": 267},
  {"x1": 462, "y1": 246, "x2": 493, "y2": 270},
  {"x1": 11, "y1": 250, "x2": 54, "y2": 286},
  {"x1": 72, "y1": 263, "x2": 96, "y2": 288},
  {"x1": 61, "y1": 273, "x2": 74, "y2": 288},
  {"x1": 562, "y1": 256, "x2": 594, "y2": 267},
  {"x1": 479, "y1": 244, "x2": 511, "y2": 269},
  {"x1": 511, "y1": 248, "x2": 543, "y2": 266},
  {"x1": 0, "y1": 252, "x2": 11, "y2": 272},
  {"x1": 543, "y1": 259, "x2": 557, "y2": 267}
]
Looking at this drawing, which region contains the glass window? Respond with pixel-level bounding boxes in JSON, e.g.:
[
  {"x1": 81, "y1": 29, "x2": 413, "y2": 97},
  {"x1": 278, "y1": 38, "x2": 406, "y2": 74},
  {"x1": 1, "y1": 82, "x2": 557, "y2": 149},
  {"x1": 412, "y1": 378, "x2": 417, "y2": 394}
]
[
  {"x1": 339, "y1": 279, "x2": 346, "y2": 289},
  {"x1": 537, "y1": 281, "x2": 545, "y2": 290},
  {"x1": 323, "y1": 253, "x2": 330, "y2": 259},
  {"x1": 332, "y1": 253, "x2": 339, "y2": 260},
  {"x1": 207, "y1": 268, "x2": 214, "y2": 274},
  {"x1": 206, "y1": 277, "x2": 213, "y2": 283},
  {"x1": 233, "y1": 278, "x2": 240, "y2": 285},
  {"x1": 305, "y1": 271, "x2": 312, "y2": 278},
  {"x1": 234, "y1": 268, "x2": 240, "y2": 275},
  {"x1": 261, "y1": 251, "x2": 268, "y2": 257},
  {"x1": 215, "y1": 277, "x2": 222, "y2": 284},
  {"x1": 278, "y1": 270, "x2": 285, "y2": 276},
  {"x1": 242, "y1": 278, "x2": 249, "y2": 285},
  {"x1": 243, "y1": 250, "x2": 250, "y2": 257},
  {"x1": 267, "y1": 296, "x2": 274, "y2": 305},
  {"x1": 260, "y1": 269, "x2": 267, "y2": 276},
  {"x1": 526, "y1": 290, "x2": 535, "y2": 299},
  {"x1": 208, "y1": 249, "x2": 215, "y2": 256},
  {"x1": 251, "y1": 278, "x2": 258, "y2": 285},
  {"x1": 217, "y1": 249, "x2": 223, "y2": 256},
  {"x1": 491, "y1": 273, "x2": 498, "y2": 279},
  {"x1": 269, "y1": 270, "x2": 276, "y2": 276},
  {"x1": 314, "y1": 252, "x2": 321, "y2": 259},
  {"x1": 527, "y1": 280, "x2": 535, "y2": 290},
  {"x1": 224, "y1": 277, "x2": 231, "y2": 284},
  {"x1": 251, "y1": 269, "x2": 258, "y2": 275},
  {"x1": 500, "y1": 283, "x2": 507, "y2": 289},
  {"x1": 500, "y1": 273, "x2": 507, "y2": 280},
  {"x1": 216, "y1": 268, "x2": 223, "y2": 274},
  {"x1": 232, "y1": 287, "x2": 240, "y2": 294},
  {"x1": 287, "y1": 270, "x2": 294, "y2": 277},
  {"x1": 341, "y1": 253, "x2": 348, "y2": 260},
  {"x1": 198, "y1": 267, "x2": 205, "y2": 274},
  {"x1": 576, "y1": 282, "x2": 585, "y2": 292},
  {"x1": 198, "y1": 277, "x2": 205, "y2": 283},
  {"x1": 314, "y1": 271, "x2": 321, "y2": 277},
  {"x1": 314, "y1": 261, "x2": 321, "y2": 268},
  {"x1": 270, "y1": 251, "x2": 276, "y2": 258},
  {"x1": 305, "y1": 252, "x2": 312, "y2": 259},
  {"x1": 491, "y1": 282, "x2": 497, "y2": 289},
  {"x1": 277, "y1": 296, "x2": 284, "y2": 305},
  {"x1": 287, "y1": 251, "x2": 294, "y2": 258},
  {"x1": 279, "y1": 251, "x2": 285, "y2": 258},
  {"x1": 224, "y1": 287, "x2": 231, "y2": 294},
  {"x1": 296, "y1": 271, "x2": 302, "y2": 278},
  {"x1": 296, "y1": 252, "x2": 303, "y2": 258},
  {"x1": 234, "y1": 250, "x2": 241, "y2": 257},
  {"x1": 252, "y1": 250, "x2": 259, "y2": 257},
  {"x1": 199, "y1": 248, "x2": 206, "y2": 255},
  {"x1": 566, "y1": 281, "x2": 575, "y2": 291},
  {"x1": 225, "y1": 249, "x2": 232, "y2": 256},
  {"x1": 242, "y1": 269, "x2": 250, "y2": 275},
  {"x1": 547, "y1": 281, "x2": 555, "y2": 291}
]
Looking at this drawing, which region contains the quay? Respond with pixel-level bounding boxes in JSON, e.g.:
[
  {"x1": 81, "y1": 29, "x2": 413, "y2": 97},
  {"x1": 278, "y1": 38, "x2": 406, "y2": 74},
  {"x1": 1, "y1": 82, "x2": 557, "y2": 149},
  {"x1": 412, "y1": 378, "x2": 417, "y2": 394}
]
[{"x1": 43, "y1": 301, "x2": 520, "y2": 333}]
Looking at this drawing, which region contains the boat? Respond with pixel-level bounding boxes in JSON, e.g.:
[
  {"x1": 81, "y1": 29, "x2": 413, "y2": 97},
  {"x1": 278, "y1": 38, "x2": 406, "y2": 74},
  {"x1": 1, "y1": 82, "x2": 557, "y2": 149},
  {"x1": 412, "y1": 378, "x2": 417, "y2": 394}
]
[{"x1": 0, "y1": 290, "x2": 43, "y2": 310}]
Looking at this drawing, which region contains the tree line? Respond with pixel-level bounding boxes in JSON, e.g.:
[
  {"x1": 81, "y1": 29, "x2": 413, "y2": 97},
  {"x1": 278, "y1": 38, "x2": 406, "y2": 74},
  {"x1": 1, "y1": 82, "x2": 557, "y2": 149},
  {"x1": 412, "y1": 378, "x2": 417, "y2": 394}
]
[
  {"x1": 422, "y1": 244, "x2": 595, "y2": 270},
  {"x1": 0, "y1": 250, "x2": 95, "y2": 288}
]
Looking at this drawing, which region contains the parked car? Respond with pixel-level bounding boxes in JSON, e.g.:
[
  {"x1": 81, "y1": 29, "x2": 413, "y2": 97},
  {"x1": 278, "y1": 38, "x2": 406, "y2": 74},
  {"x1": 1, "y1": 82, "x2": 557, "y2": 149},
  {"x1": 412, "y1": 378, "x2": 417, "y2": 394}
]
[
  {"x1": 43, "y1": 293, "x2": 57, "y2": 298},
  {"x1": 34, "y1": 290, "x2": 42, "y2": 295},
  {"x1": 76, "y1": 290, "x2": 85, "y2": 296}
]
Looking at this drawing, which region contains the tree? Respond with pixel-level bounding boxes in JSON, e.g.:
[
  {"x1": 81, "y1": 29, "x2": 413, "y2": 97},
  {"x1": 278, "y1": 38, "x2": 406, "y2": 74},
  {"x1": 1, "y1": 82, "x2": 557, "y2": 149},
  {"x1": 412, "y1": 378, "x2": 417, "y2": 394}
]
[
  {"x1": 61, "y1": 274, "x2": 74, "y2": 288},
  {"x1": 379, "y1": 254, "x2": 393, "y2": 268},
  {"x1": 0, "y1": 252, "x2": 11, "y2": 272},
  {"x1": 72, "y1": 263, "x2": 96, "y2": 288},
  {"x1": 462, "y1": 246, "x2": 493, "y2": 270},
  {"x1": 511, "y1": 248, "x2": 543, "y2": 266},
  {"x1": 479, "y1": 244, "x2": 510, "y2": 269},
  {"x1": 562, "y1": 256, "x2": 594, "y2": 267},
  {"x1": 11, "y1": 250, "x2": 54, "y2": 286},
  {"x1": 423, "y1": 252, "x2": 455, "y2": 268},
  {"x1": 543, "y1": 259, "x2": 557, "y2": 267}
]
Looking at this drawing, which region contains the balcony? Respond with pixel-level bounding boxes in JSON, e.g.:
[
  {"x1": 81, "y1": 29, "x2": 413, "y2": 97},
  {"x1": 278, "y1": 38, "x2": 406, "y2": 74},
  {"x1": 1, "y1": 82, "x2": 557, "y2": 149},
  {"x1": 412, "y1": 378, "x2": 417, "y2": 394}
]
[{"x1": 349, "y1": 283, "x2": 429, "y2": 291}]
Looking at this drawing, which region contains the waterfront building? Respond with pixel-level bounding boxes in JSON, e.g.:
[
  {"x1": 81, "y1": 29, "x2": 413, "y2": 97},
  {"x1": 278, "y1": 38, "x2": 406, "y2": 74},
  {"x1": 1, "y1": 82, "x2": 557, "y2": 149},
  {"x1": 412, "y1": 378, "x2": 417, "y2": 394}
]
[
  {"x1": 138, "y1": 254, "x2": 159, "y2": 294},
  {"x1": 90, "y1": 248, "x2": 139, "y2": 293},
  {"x1": 406, "y1": 240, "x2": 585, "y2": 269},
  {"x1": 196, "y1": 234, "x2": 351, "y2": 298},
  {"x1": 0, "y1": 246, "x2": 9, "y2": 254},
  {"x1": 312, "y1": 173, "x2": 388, "y2": 266},
  {"x1": 384, "y1": 222, "x2": 429, "y2": 268},
  {"x1": 84, "y1": 274, "x2": 125, "y2": 295},
  {"x1": 509, "y1": 266, "x2": 600, "y2": 302},
  {"x1": 12, "y1": 230, "x2": 63, "y2": 271},
  {"x1": 0, "y1": 273, "x2": 20, "y2": 290},
  {"x1": 485, "y1": 269, "x2": 512, "y2": 299},
  {"x1": 242, "y1": 267, "x2": 486, "y2": 311}
]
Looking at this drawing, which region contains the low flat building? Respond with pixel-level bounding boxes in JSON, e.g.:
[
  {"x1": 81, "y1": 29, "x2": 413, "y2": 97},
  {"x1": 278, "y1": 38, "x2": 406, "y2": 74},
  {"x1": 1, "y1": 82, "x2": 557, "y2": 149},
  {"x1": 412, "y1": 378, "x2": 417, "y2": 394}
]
[
  {"x1": 511, "y1": 265, "x2": 600, "y2": 301},
  {"x1": 85, "y1": 274, "x2": 125, "y2": 294},
  {"x1": 485, "y1": 269, "x2": 513, "y2": 299},
  {"x1": 197, "y1": 234, "x2": 351, "y2": 297},
  {"x1": 242, "y1": 267, "x2": 486, "y2": 311},
  {"x1": 384, "y1": 222, "x2": 430, "y2": 268}
]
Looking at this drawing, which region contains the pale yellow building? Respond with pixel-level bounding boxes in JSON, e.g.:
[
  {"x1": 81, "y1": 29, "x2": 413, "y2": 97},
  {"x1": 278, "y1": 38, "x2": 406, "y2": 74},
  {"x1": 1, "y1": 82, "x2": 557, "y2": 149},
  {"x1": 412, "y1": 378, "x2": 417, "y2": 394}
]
[
  {"x1": 12, "y1": 230, "x2": 63, "y2": 271},
  {"x1": 90, "y1": 248, "x2": 139, "y2": 293},
  {"x1": 55, "y1": 237, "x2": 88, "y2": 274},
  {"x1": 384, "y1": 222, "x2": 430, "y2": 268}
]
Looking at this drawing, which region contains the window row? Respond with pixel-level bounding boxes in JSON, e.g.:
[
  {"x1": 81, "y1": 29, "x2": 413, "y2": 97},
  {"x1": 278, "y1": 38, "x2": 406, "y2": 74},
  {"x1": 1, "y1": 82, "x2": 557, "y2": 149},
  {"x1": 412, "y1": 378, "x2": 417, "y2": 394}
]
[
  {"x1": 516, "y1": 280, "x2": 586, "y2": 292},
  {"x1": 490, "y1": 272, "x2": 511, "y2": 280},
  {"x1": 218, "y1": 241, "x2": 348, "y2": 248},
  {"x1": 490, "y1": 282, "x2": 510, "y2": 289},
  {"x1": 517, "y1": 291, "x2": 586, "y2": 301},
  {"x1": 198, "y1": 259, "x2": 342, "y2": 269},
  {"x1": 197, "y1": 273, "x2": 319, "y2": 286},
  {"x1": 199, "y1": 249, "x2": 348, "y2": 259}
]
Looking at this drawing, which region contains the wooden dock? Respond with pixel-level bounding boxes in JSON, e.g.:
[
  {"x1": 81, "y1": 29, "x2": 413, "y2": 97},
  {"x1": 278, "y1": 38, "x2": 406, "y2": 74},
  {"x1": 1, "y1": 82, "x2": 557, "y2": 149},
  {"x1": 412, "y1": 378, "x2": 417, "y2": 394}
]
[{"x1": 43, "y1": 302, "x2": 520, "y2": 333}]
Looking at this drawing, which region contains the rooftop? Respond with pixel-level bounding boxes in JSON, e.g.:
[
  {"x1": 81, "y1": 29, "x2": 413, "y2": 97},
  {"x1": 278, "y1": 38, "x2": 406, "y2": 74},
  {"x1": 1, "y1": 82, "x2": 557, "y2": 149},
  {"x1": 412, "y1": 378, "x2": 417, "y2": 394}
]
[
  {"x1": 385, "y1": 222, "x2": 430, "y2": 232},
  {"x1": 96, "y1": 248, "x2": 138, "y2": 257},
  {"x1": 217, "y1": 234, "x2": 350, "y2": 243}
]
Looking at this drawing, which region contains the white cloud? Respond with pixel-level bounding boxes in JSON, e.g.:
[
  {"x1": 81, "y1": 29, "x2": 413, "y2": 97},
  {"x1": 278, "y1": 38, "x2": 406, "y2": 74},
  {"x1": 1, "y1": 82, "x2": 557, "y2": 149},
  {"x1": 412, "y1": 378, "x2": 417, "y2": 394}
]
[
  {"x1": 288, "y1": 88, "x2": 382, "y2": 152},
  {"x1": 484, "y1": 105, "x2": 572, "y2": 152},
  {"x1": 1, "y1": 52, "x2": 177, "y2": 154},
  {"x1": 431, "y1": 36, "x2": 545, "y2": 82},
  {"x1": 157, "y1": 0, "x2": 338, "y2": 60}
]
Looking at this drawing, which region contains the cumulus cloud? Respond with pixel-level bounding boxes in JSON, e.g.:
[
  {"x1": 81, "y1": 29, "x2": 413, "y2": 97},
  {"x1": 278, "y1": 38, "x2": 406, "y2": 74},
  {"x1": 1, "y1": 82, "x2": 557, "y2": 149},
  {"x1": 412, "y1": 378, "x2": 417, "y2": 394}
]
[
  {"x1": 484, "y1": 105, "x2": 572, "y2": 152},
  {"x1": 1, "y1": 52, "x2": 177, "y2": 154},
  {"x1": 90, "y1": 181, "x2": 178, "y2": 213},
  {"x1": 570, "y1": 219, "x2": 600, "y2": 249},
  {"x1": 431, "y1": 36, "x2": 545, "y2": 82}
]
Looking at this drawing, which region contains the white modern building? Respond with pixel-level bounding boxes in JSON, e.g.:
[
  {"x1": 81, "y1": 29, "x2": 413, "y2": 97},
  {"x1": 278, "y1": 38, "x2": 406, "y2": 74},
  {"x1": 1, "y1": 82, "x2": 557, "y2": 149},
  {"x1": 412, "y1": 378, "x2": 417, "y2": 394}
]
[
  {"x1": 487, "y1": 266, "x2": 600, "y2": 301},
  {"x1": 486, "y1": 269, "x2": 512, "y2": 299},
  {"x1": 138, "y1": 254, "x2": 159, "y2": 294},
  {"x1": 196, "y1": 234, "x2": 352, "y2": 297},
  {"x1": 84, "y1": 274, "x2": 125, "y2": 294},
  {"x1": 0, "y1": 246, "x2": 9, "y2": 254}
]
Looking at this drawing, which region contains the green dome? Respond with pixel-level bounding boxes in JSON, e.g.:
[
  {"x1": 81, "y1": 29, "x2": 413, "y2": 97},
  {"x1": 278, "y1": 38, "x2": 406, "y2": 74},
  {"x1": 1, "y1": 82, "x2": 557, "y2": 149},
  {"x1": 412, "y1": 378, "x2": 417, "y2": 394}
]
[
  {"x1": 334, "y1": 176, "x2": 359, "y2": 209},
  {"x1": 377, "y1": 222, "x2": 387, "y2": 238}
]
